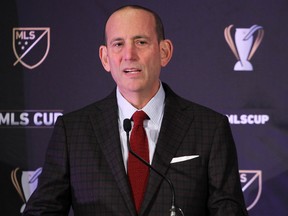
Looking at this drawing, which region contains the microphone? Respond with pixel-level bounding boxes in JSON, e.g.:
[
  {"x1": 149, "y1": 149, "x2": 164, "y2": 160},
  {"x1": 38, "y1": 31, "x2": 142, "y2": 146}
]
[{"x1": 123, "y1": 119, "x2": 181, "y2": 216}]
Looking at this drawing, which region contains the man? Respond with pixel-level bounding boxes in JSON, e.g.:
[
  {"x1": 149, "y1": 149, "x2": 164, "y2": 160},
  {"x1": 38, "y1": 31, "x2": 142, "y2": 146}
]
[{"x1": 23, "y1": 5, "x2": 248, "y2": 216}]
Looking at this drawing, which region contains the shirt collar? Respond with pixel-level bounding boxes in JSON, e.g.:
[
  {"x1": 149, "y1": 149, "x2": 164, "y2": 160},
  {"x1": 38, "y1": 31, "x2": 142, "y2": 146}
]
[{"x1": 117, "y1": 82, "x2": 165, "y2": 127}]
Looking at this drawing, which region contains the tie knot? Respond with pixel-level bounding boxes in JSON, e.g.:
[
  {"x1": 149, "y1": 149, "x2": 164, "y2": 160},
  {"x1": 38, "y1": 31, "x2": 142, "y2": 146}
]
[{"x1": 132, "y1": 110, "x2": 148, "y2": 126}]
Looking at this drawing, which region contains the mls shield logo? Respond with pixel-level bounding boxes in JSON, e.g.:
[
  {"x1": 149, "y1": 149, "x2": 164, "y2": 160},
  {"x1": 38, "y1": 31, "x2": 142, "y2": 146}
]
[
  {"x1": 224, "y1": 25, "x2": 264, "y2": 71},
  {"x1": 239, "y1": 170, "x2": 262, "y2": 211},
  {"x1": 11, "y1": 167, "x2": 42, "y2": 213},
  {"x1": 13, "y1": 27, "x2": 50, "y2": 69}
]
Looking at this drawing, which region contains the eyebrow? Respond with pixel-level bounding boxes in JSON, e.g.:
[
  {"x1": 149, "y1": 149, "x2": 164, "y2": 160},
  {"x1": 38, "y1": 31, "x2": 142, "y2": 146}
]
[
  {"x1": 109, "y1": 38, "x2": 123, "y2": 45},
  {"x1": 109, "y1": 35, "x2": 150, "y2": 45}
]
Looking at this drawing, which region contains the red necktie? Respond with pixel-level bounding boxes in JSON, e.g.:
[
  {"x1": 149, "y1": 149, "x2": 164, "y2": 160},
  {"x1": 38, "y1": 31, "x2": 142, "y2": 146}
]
[{"x1": 128, "y1": 110, "x2": 150, "y2": 213}]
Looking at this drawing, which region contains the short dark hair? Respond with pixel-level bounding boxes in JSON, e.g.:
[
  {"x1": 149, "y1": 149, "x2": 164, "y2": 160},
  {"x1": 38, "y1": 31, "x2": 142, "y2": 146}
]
[{"x1": 103, "y1": 5, "x2": 165, "y2": 45}]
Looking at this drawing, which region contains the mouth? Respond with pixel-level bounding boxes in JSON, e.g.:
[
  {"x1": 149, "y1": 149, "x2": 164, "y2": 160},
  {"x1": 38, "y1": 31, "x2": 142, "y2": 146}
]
[{"x1": 123, "y1": 68, "x2": 141, "y2": 73}]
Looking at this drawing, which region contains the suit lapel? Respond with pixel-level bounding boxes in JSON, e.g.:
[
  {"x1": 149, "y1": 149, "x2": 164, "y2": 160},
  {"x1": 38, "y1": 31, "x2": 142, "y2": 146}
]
[
  {"x1": 88, "y1": 91, "x2": 136, "y2": 216},
  {"x1": 140, "y1": 84, "x2": 195, "y2": 215},
  {"x1": 86, "y1": 85, "x2": 194, "y2": 215}
]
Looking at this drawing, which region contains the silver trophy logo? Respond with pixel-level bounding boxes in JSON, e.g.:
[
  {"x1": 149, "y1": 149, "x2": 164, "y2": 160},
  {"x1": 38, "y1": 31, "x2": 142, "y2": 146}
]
[
  {"x1": 224, "y1": 25, "x2": 264, "y2": 71},
  {"x1": 11, "y1": 167, "x2": 42, "y2": 213}
]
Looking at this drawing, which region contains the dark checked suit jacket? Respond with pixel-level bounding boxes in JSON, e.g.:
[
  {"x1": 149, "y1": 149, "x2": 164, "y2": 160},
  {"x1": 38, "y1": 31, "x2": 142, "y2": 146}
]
[{"x1": 23, "y1": 83, "x2": 248, "y2": 216}]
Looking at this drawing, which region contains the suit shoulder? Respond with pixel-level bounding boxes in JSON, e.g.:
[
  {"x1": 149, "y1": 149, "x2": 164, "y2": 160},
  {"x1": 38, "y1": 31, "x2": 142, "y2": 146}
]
[
  {"x1": 60, "y1": 90, "x2": 117, "y2": 121},
  {"x1": 164, "y1": 83, "x2": 225, "y2": 118},
  {"x1": 164, "y1": 84, "x2": 227, "y2": 124},
  {"x1": 182, "y1": 97, "x2": 226, "y2": 119}
]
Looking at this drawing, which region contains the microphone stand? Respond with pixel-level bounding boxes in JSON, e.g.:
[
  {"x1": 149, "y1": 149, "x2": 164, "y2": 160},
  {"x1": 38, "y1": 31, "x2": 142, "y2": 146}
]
[{"x1": 124, "y1": 119, "x2": 178, "y2": 216}]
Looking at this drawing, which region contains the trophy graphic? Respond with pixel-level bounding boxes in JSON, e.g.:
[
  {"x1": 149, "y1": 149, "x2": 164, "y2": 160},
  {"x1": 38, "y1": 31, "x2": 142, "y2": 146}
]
[
  {"x1": 11, "y1": 167, "x2": 42, "y2": 213},
  {"x1": 224, "y1": 25, "x2": 264, "y2": 71}
]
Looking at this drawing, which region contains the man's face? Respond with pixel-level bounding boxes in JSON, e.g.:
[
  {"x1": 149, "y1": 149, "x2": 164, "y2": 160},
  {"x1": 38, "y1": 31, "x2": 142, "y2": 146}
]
[{"x1": 100, "y1": 8, "x2": 170, "y2": 98}]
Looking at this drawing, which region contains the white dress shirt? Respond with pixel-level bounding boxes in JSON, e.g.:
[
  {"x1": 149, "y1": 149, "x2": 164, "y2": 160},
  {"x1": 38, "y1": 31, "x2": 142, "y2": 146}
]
[{"x1": 117, "y1": 82, "x2": 165, "y2": 172}]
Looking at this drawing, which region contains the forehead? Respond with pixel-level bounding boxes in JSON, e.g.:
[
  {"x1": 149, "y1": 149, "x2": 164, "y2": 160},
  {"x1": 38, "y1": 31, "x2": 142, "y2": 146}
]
[{"x1": 105, "y1": 8, "x2": 157, "y2": 39}]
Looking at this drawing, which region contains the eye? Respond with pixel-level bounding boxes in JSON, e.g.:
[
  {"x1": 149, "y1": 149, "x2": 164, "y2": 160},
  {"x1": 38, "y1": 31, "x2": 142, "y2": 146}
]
[
  {"x1": 110, "y1": 41, "x2": 124, "y2": 52},
  {"x1": 136, "y1": 40, "x2": 148, "y2": 46},
  {"x1": 113, "y1": 42, "x2": 124, "y2": 47}
]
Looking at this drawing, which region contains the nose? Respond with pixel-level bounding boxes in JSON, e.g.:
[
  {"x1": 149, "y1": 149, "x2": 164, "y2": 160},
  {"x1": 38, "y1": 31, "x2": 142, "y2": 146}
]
[{"x1": 123, "y1": 43, "x2": 137, "y2": 61}]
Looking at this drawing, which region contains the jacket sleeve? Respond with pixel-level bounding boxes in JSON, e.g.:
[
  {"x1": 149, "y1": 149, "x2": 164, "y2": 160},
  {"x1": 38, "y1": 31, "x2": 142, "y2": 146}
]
[
  {"x1": 22, "y1": 116, "x2": 71, "y2": 216},
  {"x1": 207, "y1": 116, "x2": 248, "y2": 216}
]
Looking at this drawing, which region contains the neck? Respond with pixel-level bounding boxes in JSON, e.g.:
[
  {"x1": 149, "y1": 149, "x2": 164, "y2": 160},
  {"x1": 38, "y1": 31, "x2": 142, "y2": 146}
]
[
  {"x1": 122, "y1": 92, "x2": 153, "y2": 109},
  {"x1": 120, "y1": 83, "x2": 160, "y2": 109}
]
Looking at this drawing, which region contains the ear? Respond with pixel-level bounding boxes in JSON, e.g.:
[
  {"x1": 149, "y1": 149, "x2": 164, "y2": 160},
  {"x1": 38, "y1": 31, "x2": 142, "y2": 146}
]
[
  {"x1": 160, "y1": 39, "x2": 173, "y2": 67},
  {"x1": 99, "y1": 45, "x2": 111, "y2": 72}
]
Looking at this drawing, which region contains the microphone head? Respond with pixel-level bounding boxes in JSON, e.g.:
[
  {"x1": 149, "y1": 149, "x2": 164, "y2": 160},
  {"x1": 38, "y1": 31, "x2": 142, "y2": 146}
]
[{"x1": 123, "y1": 118, "x2": 132, "y2": 133}]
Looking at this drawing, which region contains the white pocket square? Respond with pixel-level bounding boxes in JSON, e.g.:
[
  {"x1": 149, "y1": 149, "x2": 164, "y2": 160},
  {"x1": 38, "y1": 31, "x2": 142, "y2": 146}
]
[{"x1": 170, "y1": 155, "x2": 199, "y2": 164}]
